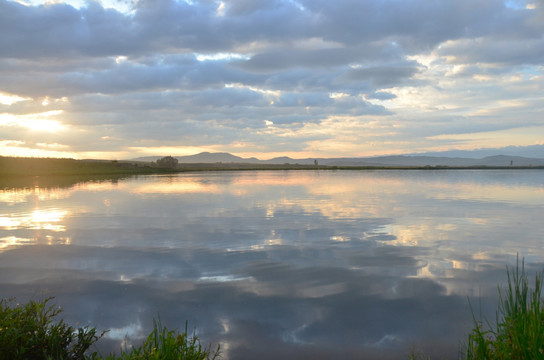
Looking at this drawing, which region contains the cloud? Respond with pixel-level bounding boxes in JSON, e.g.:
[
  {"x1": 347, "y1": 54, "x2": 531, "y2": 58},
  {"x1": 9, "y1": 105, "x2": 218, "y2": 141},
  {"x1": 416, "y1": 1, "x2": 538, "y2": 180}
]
[
  {"x1": 0, "y1": 0, "x2": 543, "y2": 158},
  {"x1": 0, "y1": 233, "x2": 502, "y2": 358},
  {"x1": 438, "y1": 38, "x2": 544, "y2": 65},
  {"x1": 0, "y1": 1, "x2": 137, "y2": 58},
  {"x1": 340, "y1": 65, "x2": 421, "y2": 87},
  {"x1": 368, "y1": 91, "x2": 397, "y2": 100},
  {"x1": 236, "y1": 43, "x2": 405, "y2": 73}
]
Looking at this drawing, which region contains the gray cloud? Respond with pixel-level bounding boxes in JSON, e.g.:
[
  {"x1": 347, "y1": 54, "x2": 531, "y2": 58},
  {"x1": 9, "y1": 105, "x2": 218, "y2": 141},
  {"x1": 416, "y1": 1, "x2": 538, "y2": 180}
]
[
  {"x1": 0, "y1": 0, "x2": 543, "y2": 157},
  {"x1": 339, "y1": 65, "x2": 421, "y2": 87},
  {"x1": 1, "y1": 0, "x2": 530, "y2": 60},
  {"x1": 0, "y1": 1, "x2": 137, "y2": 58},
  {"x1": 439, "y1": 37, "x2": 544, "y2": 65},
  {"x1": 368, "y1": 91, "x2": 397, "y2": 100}
]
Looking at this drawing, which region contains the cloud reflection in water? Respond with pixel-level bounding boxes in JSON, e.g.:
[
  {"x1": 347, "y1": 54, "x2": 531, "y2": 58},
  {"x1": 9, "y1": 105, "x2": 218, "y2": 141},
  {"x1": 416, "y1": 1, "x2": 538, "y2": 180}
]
[{"x1": 1, "y1": 170, "x2": 544, "y2": 359}]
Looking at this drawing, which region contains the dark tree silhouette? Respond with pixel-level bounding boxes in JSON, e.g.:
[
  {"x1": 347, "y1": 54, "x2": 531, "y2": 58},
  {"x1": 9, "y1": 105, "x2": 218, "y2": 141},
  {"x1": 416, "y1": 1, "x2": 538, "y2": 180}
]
[{"x1": 157, "y1": 156, "x2": 179, "y2": 169}]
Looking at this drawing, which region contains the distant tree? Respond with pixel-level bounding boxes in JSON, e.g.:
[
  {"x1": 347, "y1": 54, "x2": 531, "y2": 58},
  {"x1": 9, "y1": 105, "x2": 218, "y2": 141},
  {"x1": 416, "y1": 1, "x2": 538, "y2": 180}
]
[
  {"x1": 314, "y1": 159, "x2": 318, "y2": 167},
  {"x1": 157, "y1": 156, "x2": 179, "y2": 169}
]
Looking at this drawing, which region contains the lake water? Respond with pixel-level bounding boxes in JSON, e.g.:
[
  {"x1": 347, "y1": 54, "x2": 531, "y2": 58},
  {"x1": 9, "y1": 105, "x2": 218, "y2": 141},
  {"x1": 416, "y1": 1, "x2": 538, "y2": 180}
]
[{"x1": 1, "y1": 170, "x2": 544, "y2": 359}]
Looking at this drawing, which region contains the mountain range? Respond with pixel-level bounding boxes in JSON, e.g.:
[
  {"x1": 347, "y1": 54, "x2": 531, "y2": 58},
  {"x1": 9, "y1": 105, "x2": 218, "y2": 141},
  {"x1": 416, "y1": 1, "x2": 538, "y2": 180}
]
[{"x1": 133, "y1": 147, "x2": 544, "y2": 167}]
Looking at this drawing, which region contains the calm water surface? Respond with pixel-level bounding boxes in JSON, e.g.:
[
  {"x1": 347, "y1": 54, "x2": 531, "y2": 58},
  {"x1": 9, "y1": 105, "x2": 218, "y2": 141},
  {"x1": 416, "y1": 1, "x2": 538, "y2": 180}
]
[{"x1": 1, "y1": 170, "x2": 544, "y2": 359}]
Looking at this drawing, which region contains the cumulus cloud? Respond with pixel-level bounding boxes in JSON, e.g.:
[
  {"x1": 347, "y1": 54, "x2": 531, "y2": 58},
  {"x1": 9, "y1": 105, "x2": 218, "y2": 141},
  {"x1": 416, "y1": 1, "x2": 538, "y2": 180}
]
[{"x1": 0, "y1": 0, "x2": 543, "y2": 158}]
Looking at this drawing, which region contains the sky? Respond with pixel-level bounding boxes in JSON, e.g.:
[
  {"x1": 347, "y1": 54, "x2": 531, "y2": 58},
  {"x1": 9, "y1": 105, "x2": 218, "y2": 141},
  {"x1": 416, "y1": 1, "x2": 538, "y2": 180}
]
[{"x1": 0, "y1": 0, "x2": 543, "y2": 160}]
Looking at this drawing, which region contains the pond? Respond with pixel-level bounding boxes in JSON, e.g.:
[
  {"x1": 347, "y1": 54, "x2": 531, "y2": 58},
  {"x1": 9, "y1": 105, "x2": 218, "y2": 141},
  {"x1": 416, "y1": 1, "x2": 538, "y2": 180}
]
[{"x1": 1, "y1": 169, "x2": 544, "y2": 359}]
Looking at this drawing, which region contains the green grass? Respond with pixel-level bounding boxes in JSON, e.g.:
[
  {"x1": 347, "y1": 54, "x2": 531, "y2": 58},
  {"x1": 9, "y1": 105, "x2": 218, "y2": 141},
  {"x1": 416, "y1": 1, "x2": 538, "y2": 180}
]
[
  {"x1": 0, "y1": 157, "x2": 163, "y2": 177},
  {"x1": 0, "y1": 297, "x2": 220, "y2": 360},
  {"x1": 465, "y1": 258, "x2": 544, "y2": 359},
  {"x1": 0, "y1": 297, "x2": 104, "y2": 360},
  {"x1": 102, "y1": 319, "x2": 220, "y2": 360}
]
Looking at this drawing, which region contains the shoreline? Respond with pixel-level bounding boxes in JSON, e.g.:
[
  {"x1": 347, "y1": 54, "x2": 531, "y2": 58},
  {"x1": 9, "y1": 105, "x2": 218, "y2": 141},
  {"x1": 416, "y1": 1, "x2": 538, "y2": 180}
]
[{"x1": 2, "y1": 156, "x2": 544, "y2": 178}]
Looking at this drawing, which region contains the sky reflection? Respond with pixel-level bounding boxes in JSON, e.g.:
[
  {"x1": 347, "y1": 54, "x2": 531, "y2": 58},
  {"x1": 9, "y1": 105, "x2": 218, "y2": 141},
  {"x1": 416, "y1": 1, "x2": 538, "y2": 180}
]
[{"x1": 1, "y1": 170, "x2": 544, "y2": 359}]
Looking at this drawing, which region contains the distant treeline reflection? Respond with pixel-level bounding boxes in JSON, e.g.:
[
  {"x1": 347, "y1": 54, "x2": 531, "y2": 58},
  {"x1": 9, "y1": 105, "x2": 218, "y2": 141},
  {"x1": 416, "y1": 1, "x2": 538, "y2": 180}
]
[{"x1": 2, "y1": 156, "x2": 542, "y2": 189}]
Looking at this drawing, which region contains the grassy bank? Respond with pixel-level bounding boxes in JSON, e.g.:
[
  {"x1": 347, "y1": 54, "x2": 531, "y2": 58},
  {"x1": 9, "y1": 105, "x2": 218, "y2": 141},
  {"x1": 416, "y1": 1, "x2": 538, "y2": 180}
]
[
  {"x1": 0, "y1": 297, "x2": 219, "y2": 360},
  {"x1": 0, "y1": 157, "x2": 164, "y2": 177},
  {"x1": 0, "y1": 156, "x2": 326, "y2": 178}
]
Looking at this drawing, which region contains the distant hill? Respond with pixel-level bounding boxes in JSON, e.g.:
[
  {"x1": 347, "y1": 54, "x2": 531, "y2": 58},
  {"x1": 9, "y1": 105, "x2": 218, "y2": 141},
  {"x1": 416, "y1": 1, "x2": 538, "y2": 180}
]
[
  {"x1": 408, "y1": 144, "x2": 544, "y2": 159},
  {"x1": 317, "y1": 155, "x2": 544, "y2": 167},
  {"x1": 135, "y1": 152, "x2": 260, "y2": 164},
  {"x1": 133, "y1": 152, "x2": 544, "y2": 167}
]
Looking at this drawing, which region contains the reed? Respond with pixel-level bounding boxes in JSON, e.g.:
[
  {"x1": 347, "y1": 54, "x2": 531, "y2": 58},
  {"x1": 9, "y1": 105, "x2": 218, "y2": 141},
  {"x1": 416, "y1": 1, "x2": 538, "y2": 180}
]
[
  {"x1": 465, "y1": 257, "x2": 544, "y2": 359},
  {"x1": 105, "y1": 318, "x2": 220, "y2": 360}
]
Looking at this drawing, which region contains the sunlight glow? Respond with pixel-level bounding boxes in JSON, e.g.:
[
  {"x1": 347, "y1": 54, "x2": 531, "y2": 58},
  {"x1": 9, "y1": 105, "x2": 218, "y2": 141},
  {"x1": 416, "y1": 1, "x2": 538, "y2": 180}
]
[
  {"x1": 41, "y1": 96, "x2": 69, "y2": 107},
  {"x1": 133, "y1": 181, "x2": 221, "y2": 194},
  {"x1": 31, "y1": 209, "x2": 67, "y2": 224},
  {"x1": 0, "y1": 209, "x2": 68, "y2": 232},
  {"x1": 0, "y1": 236, "x2": 33, "y2": 252},
  {"x1": 115, "y1": 56, "x2": 128, "y2": 64},
  {"x1": 0, "y1": 141, "x2": 76, "y2": 158},
  {"x1": 127, "y1": 146, "x2": 214, "y2": 157},
  {"x1": 216, "y1": 1, "x2": 226, "y2": 16},
  {"x1": 330, "y1": 235, "x2": 350, "y2": 242},
  {"x1": 0, "y1": 187, "x2": 71, "y2": 205},
  {"x1": 0, "y1": 92, "x2": 30, "y2": 105},
  {"x1": 0, "y1": 189, "x2": 33, "y2": 205},
  {"x1": 0, "y1": 111, "x2": 65, "y2": 132}
]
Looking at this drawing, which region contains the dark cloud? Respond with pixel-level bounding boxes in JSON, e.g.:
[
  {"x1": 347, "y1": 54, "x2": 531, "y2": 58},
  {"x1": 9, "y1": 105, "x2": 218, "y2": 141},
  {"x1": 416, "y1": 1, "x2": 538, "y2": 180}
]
[
  {"x1": 340, "y1": 65, "x2": 420, "y2": 87},
  {"x1": 0, "y1": 0, "x2": 543, "y2": 156},
  {"x1": 0, "y1": 0, "x2": 137, "y2": 58},
  {"x1": 1, "y1": 0, "x2": 537, "y2": 64},
  {"x1": 235, "y1": 43, "x2": 405, "y2": 73},
  {"x1": 0, "y1": 0, "x2": 531, "y2": 60}
]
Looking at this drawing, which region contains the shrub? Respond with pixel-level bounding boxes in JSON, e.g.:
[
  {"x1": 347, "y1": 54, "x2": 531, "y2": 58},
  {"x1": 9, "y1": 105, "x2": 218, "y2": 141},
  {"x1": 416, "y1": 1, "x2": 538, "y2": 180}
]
[{"x1": 0, "y1": 297, "x2": 103, "y2": 360}]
